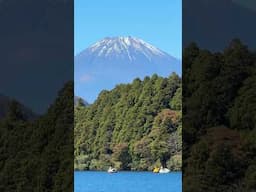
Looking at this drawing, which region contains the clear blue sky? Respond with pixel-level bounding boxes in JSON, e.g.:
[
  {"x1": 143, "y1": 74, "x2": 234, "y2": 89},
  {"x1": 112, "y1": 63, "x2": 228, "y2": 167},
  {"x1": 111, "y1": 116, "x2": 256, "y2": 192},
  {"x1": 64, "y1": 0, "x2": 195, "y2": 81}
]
[{"x1": 75, "y1": 0, "x2": 182, "y2": 59}]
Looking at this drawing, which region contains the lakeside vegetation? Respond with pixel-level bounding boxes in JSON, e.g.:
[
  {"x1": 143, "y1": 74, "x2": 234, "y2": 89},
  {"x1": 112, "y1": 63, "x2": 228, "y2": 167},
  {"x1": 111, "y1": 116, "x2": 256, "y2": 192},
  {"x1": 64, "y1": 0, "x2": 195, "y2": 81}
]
[
  {"x1": 183, "y1": 39, "x2": 256, "y2": 191},
  {"x1": 0, "y1": 82, "x2": 73, "y2": 191},
  {"x1": 75, "y1": 73, "x2": 182, "y2": 171}
]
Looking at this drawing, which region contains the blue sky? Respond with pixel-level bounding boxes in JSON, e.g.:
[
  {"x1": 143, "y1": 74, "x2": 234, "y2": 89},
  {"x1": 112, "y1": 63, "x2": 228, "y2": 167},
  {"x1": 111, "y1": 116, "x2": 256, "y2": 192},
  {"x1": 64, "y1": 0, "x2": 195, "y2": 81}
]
[
  {"x1": 75, "y1": 0, "x2": 182, "y2": 103},
  {"x1": 75, "y1": 0, "x2": 182, "y2": 59}
]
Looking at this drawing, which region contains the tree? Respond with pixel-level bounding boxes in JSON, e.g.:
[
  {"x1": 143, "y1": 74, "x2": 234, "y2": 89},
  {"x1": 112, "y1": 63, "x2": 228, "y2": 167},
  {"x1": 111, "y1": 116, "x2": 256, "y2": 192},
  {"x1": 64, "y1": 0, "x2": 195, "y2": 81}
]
[{"x1": 112, "y1": 143, "x2": 131, "y2": 170}]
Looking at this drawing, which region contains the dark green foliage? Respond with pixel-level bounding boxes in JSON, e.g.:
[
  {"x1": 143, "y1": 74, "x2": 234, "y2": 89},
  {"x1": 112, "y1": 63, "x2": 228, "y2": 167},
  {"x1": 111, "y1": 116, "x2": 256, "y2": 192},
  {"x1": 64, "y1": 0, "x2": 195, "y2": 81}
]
[
  {"x1": 0, "y1": 82, "x2": 73, "y2": 191},
  {"x1": 183, "y1": 40, "x2": 256, "y2": 191},
  {"x1": 112, "y1": 143, "x2": 131, "y2": 170},
  {"x1": 75, "y1": 74, "x2": 182, "y2": 171},
  {"x1": 228, "y1": 72, "x2": 256, "y2": 130}
]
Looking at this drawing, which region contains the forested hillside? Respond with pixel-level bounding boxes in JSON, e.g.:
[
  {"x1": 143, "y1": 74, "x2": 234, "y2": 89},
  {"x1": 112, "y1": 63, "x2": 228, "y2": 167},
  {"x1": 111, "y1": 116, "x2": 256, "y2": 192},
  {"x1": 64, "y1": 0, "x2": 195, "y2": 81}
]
[
  {"x1": 0, "y1": 82, "x2": 73, "y2": 191},
  {"x1": 183, "y1": 39, "x2": 256, "y2": 191},
  {"x1": 75, "y1": 73, "x2": 182, "y2": 171}
]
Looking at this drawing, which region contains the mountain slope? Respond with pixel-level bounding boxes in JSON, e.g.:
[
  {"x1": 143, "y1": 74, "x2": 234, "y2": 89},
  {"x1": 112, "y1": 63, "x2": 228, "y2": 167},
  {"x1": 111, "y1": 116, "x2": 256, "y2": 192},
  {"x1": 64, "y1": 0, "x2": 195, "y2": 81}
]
[
  {"x1": 0, "y1": 82, "x2": 73, "y2": 191},
  {"x1": 74, "y1": 96, "x2": 89, "y2": 106},
  {"x1": 75, "y1": 73, "x2": 181, "y2": 171},
  {"x1": 75, "y1": 36, "x2": 179, "y2": 66},
  {"x1": 75, "y1": 36, "x2": 181, "y2": 103},
  {"x1": 0, "y1": 94, "x2": 37, "y2": 120}
]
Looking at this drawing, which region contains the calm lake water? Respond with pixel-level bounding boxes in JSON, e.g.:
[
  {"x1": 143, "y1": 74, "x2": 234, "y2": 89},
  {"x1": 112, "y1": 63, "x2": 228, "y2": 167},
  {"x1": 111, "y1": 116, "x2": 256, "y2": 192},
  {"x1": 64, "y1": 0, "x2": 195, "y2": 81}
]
[{"x1": 75, "y1": 171, "x2": 181, "y2": 192}]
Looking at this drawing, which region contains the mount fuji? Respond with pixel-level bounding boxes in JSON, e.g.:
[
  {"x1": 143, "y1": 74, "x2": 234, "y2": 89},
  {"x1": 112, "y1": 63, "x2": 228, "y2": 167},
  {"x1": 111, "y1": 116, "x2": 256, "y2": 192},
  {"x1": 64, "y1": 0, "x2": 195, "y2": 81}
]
[{"x1": 75, "y1": 36, "x2": 181, "y2": 103}]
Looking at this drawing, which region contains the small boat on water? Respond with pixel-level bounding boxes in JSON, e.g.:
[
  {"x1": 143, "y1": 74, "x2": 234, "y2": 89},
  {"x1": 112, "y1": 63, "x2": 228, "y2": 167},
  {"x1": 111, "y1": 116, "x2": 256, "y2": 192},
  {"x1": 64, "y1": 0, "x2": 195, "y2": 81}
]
[
  {"x1": 108, "y1": 167, "x2": 117, "y2": 173},
  {"x1": 153, "y1": 167, "x2": 160, "y2": 173},
  {"x1": 159, "y1": 166, "x2": 170, "y2": 173}
]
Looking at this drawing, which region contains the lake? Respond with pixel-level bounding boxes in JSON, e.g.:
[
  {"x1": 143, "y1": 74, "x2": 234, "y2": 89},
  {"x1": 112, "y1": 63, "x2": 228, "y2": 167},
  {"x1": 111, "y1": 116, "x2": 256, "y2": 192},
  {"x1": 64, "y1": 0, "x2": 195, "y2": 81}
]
[{"x1": 75, "y1": 171, "x2": 181, "y2": 192}]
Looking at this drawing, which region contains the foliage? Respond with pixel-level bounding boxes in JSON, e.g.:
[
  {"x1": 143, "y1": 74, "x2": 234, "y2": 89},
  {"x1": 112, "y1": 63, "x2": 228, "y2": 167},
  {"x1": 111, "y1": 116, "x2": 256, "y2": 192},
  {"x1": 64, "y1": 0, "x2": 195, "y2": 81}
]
[
  {"x1": 183, "y1": 39, "x2": 256, "y2": 191},
  {"x1": 75, "y1": 74, "x2": 182, "y2": 171},
  {"x1": 0, "y1": 82, "x2": 73, "y2": 191}
]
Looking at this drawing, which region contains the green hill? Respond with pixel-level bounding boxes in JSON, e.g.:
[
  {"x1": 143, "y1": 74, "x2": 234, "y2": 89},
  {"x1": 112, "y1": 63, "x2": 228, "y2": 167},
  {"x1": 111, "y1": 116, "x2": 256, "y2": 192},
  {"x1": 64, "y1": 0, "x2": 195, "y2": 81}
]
[
  {"x1": 0, "y1": 82, "x2": 73, "y2": 191},
  {"x1": 183, "y1": 40, "x2": 256, "y2": 191},
  {"x1": 75, "y1": 73, "x2": 182, "y2": 171}
]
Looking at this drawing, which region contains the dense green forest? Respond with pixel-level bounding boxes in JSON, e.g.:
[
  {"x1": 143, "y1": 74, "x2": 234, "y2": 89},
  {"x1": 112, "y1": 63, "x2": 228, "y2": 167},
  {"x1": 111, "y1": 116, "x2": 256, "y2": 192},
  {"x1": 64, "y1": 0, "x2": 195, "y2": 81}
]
[
  {"x1": 183, "y1": 39, "x2": 256, "y2": 192},
  {"x1": 75, "y1": 73, "x2": 182, "y2": 171},
  {"x1": 0, "y1": 82, "x2": 73, "y2": 192}
]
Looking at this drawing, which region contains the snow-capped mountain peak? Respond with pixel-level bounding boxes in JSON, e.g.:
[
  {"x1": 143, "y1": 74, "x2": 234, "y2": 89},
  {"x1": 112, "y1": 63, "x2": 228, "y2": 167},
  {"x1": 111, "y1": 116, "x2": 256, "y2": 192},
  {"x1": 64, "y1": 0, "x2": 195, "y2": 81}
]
[
  {"x1": 78, "y1": 36, "x2": 172, "y2": 62},
  {"x1": 75, "y1": 36, "x2": 181, "y2": 103}
]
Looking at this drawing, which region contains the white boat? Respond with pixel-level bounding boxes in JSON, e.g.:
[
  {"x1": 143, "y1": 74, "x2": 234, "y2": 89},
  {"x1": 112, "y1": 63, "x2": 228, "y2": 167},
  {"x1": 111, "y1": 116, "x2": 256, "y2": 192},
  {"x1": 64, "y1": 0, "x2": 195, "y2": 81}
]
[
  {"x1": 159, "y1": 166, "x2": 170, "y2": 173},
  {"x1": 107, "y1": 167, "x2": 117, "y2": 173}
]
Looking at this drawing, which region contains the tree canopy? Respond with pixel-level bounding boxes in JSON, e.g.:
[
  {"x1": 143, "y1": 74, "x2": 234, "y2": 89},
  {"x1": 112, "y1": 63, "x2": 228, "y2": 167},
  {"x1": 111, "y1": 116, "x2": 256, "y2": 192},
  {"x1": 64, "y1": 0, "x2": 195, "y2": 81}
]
[
  {"x1": 183, "y1": 39, "x2": 256, "y2": 191},
  {"x1": 75, "y1": 74, "x2": 182, "y2": 171}
]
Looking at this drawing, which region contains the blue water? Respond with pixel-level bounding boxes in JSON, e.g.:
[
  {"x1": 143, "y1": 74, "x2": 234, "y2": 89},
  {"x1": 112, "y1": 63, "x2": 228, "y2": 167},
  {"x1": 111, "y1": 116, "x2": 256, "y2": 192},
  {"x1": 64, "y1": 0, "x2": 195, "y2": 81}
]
[{"x1": 75, "y1": 171, "x2": 181, "y2": 192}]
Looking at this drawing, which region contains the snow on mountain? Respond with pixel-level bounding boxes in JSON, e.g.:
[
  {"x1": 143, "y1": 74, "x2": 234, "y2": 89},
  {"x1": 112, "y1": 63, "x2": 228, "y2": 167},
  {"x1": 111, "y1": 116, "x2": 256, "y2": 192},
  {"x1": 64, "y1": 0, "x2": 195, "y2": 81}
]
[
  {"x1": 86, "y1": 36, "x2": 165, "y2": 59},
  {"x1": 75, "y1": 36, "x2": 181, "y2": 103},
  {"x1": 75, "y1": 36, "x2": 179, "y2": 66}
]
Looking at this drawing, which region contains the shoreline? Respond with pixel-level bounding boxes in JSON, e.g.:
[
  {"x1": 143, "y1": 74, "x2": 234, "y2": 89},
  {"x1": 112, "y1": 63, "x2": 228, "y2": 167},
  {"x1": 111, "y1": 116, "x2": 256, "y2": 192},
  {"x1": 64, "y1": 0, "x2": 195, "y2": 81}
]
[{"x1": 74, "y1": 170, "x2": 181, "y2": 173}]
